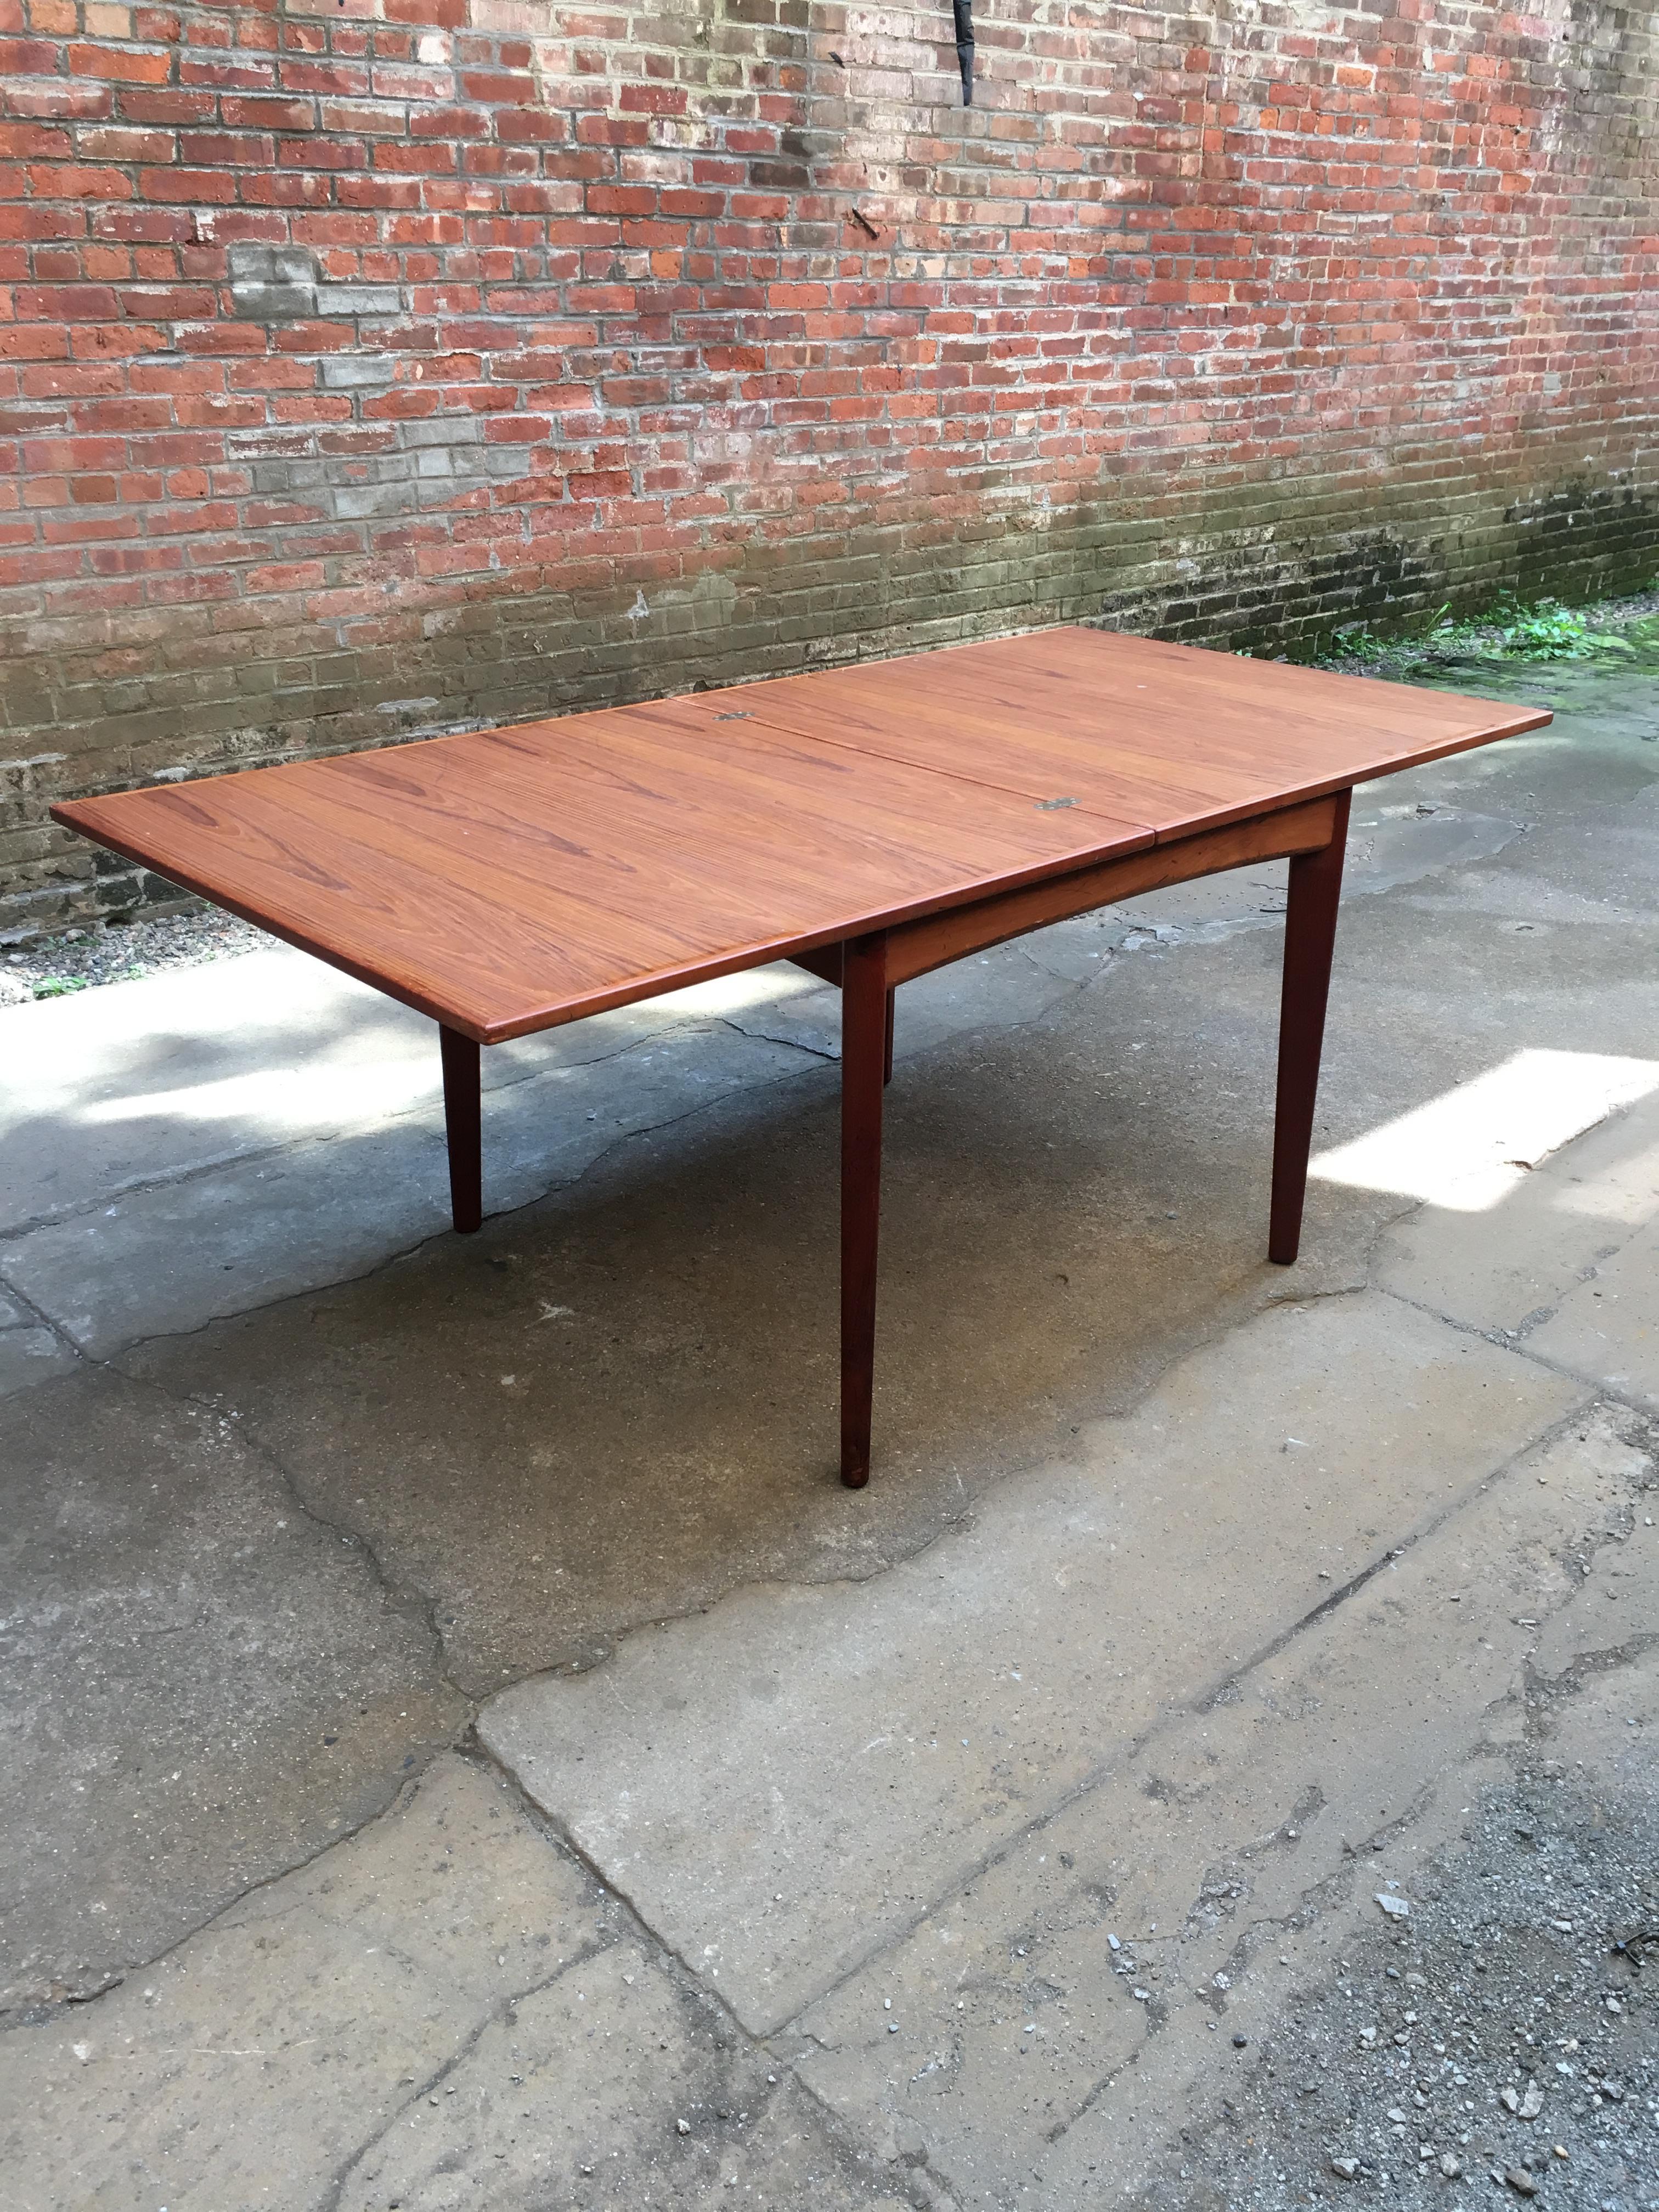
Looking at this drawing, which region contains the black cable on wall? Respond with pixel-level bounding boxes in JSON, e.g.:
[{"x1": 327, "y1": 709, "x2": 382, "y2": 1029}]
[{"x1": 953, "y1": 0, "x2": 975, "y2": 104}]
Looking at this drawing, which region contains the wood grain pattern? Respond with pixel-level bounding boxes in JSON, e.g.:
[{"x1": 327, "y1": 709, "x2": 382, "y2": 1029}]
[
  {"x1": 748, "y1": 629, "x2": 1551, "y2": 838},
  {"x1": 55, "y1": 694, "x2": 1148, "y2": 1043},
  {"x1": 53, "y1": 627, "x2": 1547, "y2": 1043}
]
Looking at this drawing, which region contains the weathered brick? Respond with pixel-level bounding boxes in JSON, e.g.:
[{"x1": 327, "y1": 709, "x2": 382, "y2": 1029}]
[
  {"x1": 319, "y1": 352, "x2": 396, "y2": 387},
  {"x1": 67, "y1": 38, "x2": 171, "y2": 82},
  {"x1": 312, "y1": 281, "x2": 403, "y2": 315}
]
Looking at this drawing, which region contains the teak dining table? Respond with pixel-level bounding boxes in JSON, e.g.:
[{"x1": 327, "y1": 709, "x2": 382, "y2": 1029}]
[{"x1": 53, "y1": 628, "x2": 1549, "y2": 1486}]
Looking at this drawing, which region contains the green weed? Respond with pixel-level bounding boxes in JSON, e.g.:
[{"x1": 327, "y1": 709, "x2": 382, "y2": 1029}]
[
  {"x1": 1327, "y1": 622, "x2": 1391, "y2": 667},
  {"x1": 1323, "y1": 591, "x2": 1637, "y2": 670},
  {"x1": 1430, "y1": 592, "x2": 1633, "y2": 662}
]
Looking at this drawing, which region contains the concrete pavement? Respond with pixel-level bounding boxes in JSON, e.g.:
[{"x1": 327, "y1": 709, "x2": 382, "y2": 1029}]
[{"x1": 1, "y1": 646, "x2": 1656, "y2": 2210}]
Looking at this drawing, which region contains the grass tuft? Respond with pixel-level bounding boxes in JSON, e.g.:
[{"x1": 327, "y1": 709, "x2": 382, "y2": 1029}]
[{"x1": 1323, "y1": 587, "x2": 1647, "y2": 670}]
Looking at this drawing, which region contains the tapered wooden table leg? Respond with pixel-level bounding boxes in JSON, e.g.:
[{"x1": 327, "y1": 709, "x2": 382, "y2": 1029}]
[
  {"x1": 883, "y1": 985, "x2": 896, "y2": 1086},
  {"x1": 1268, "y1": 788, "x2": 1351, "y2": 1265},
  {"x1": 842, "y1": 933, "x2": 889, "y2": 1487},
  {"x1": 439, "y1": 1023, "x2": 483, "y2": 1235}
]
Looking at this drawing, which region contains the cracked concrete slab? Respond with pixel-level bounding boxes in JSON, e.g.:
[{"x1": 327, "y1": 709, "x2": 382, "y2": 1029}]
[
  {"x1": 113, "y1": 913, "x2": 1426, "y2": 1695},
  {"x1": 478, "y1": 1295, "x2": 1580, "y2": 2036},
  {"x1": 1121, "y1": 1695, "x2": 1659, "y2": 2212},
  {"x1": 110, "y1": 714, "x2": 1641, "y2": 1702},
  {"x1": 1, "y1": 1754, "x2": 900, "y2": 2212},
  {"x1": 0, "y1": 1302, "x2": 76, "y2": 1392},
  {"x1": 787, "y1": 1406, "x2": 1656, "y2": 2210},
  {"x1": 1, "y1": 1754, "x2": 597, "y2": 2209},
  {"x1": 331, "y1": 1933, "x2": 905, "y2": 2212},
  {"x1": 0, "y1": 944, "x2": 722, "y2": 1234},
  {"x1": 0, "y1": 1366, "x2": 467, "y2": 2015},
  {"x1": 0, "y1": 930, "x2": 1216, "y2": 1373}
]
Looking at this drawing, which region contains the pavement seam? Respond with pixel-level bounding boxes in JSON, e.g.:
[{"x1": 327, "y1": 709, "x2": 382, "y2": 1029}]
[
  {"x1": 7, "y1": 738, "x2": 1657, "y2": 2193},
  {"x1": 463, "y1": 1731, "x2": 752, "y2": 1996},
  {"x1": 0, "y1": 1135, "x2": 314, "y2": 1245},
  {"x1": 1076, "y1": 1421, "x2": 1659, "y2": 2170},
  {"x1": 117, "y1": 1359, "x2": 472, "y2": 1706},
  {"x1": 3, "y1": 1104, "x2": 1617, "y2": 2042},
  {"x1": 428, "y1": 1275, "x2": 1604, "y2": 2047},
  {"x1": 1016, "y1": 938, "x2": 1110, "y2": 985},
  {"x1": 0, "y1": 1265, "x2": 85, "y2": 1362},
  {"x1": 459, "y1": 1372, "x2": 1601, "y2": 2055},
  {"x1": 8, "y1": 1673, "x2": 933, "y2": 2212},
  {"x1": 798, "y1": 1438, "x2": 1659, "y2": 2195},
  {"x1": 465, "y1": 1291, "x2": 1387, "y2": 1707},
  {"x1": 986, "y1": 1498, "x2": 1659, "y2": 2191},
  {"x1": 0, "y1": 1781, "x2": 462, "y2": 2040},
  {"x1": 0, "y1": 1355, "x2": 483, "y2": 2036},
  {"x1": 1376, "y1": 1282, "x2": 1658, "y2": 1420},
  {"x1": 0, "y1": 1121, "x2": 1420, "y2": 2027},
  {"x1": 748, "y1": 1381, "x2": 1602, "y2": 2041},
  {"x1": 458, "y1": 1277, "x2": 1390, "y2": 1700},
  {"x1": 448, "y1": 1741, "x2": 929, "y2": 2206}
]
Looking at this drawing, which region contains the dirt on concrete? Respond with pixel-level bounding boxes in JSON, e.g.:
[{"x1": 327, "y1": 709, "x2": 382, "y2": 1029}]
[
  {"x1": 1138, "y1": 1779, "x2": 1657, "y2": 2212},
  {"x1": 1135, "y1": 1437, "x2": 1659, "y2": 2212}
]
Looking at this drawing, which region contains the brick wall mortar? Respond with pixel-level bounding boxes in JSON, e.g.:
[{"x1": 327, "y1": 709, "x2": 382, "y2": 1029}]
[{"x1": 1, "y1": 0, "x2": 1656, "y2": 935}]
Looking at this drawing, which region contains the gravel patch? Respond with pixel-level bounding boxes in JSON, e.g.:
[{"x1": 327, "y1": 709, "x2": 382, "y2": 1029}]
[
  {"x1": 0, "y1": 908, "x2": 266, "y2": 1008},
  {"x1": 1135, "y1": 1781, "x2": 1658, "y2": 2212}
]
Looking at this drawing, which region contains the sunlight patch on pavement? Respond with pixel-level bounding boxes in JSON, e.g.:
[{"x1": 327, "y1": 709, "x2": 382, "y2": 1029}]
[{"x1": 1312, "y1": 1049, "x2": 1659, "y2": 1211}]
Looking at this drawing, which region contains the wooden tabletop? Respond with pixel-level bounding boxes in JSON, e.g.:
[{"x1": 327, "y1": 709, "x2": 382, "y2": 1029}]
[{"x1": 53, "y1": 628, "x2": 1550, "y2": 1043}]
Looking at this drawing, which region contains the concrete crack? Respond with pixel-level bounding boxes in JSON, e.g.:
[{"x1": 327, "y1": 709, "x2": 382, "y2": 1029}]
[
  {"x1": 0, "y1": 1779, "x2": 456, "y2": 2039},
  {"x1": 1377, "y1": 1282, "x2": 1657, "y2": 1419},
  {"x1": 0, "y1": 1015, "x2": 806, "y2": 1249},
  {"x1": 0, "y1": 1266, "x2": 84, "y2": 1364},
  {"x1": 452, "y1": 1742, "x2": 916, "y2": 2202},
  {"x1": 758, "y1": 1392, "x2": 1607, "y2": 2041},
  {"x1": 715, "y1": 1013, "x2": 839, "y2": 1061},
  {"x1": 117, "y1": 1357, "x2": 470, "y2": 1708},
  {"x1": 316, "y1": 1940, "x2": 614, "y2": 2212},
  {"x1": 464, "y1": 1732, "x2": 747, "y2": 1997},
  {"x1": 0, "y1": 1352, "x2": 479, "y2": 2034},
  {"x1": 0, "y1": 1136, "x2": 313, "y2": 1245}
]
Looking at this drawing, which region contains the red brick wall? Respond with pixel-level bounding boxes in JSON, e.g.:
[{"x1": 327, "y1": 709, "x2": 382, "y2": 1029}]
[{"x1": 4, "y1": 0, "x2": 1657, "y2": 936}]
